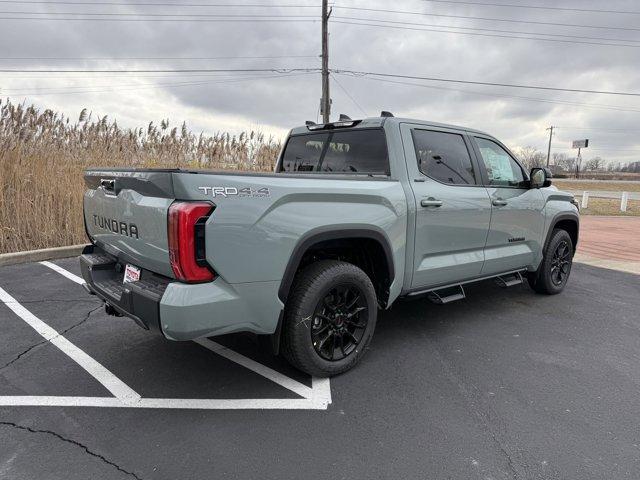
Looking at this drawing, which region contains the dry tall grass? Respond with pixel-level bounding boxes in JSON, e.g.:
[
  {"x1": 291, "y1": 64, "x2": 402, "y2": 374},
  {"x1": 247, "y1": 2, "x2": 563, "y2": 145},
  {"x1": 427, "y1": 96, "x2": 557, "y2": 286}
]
[{"x1": 0, "y1": 99, "x2": 281, "y2": 254}]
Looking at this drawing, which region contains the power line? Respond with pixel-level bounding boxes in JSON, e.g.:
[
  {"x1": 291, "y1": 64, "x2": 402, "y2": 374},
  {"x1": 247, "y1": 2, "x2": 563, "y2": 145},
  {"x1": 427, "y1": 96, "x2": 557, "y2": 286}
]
[
  {"x1": 330, "y1": 73, "x2": 367, "y2": 117},
  {"x1": 0, "y1": 10, "x2": 316, "y2": 17},
  {"x1": 0, "y1": 0, "x2": 319, "y2": 5},
  {"x1": 336, "y1": 73, "x2": 640, "y2": 114},
  {"x1": 0, "y1": 71, "x2": 316, "y2": 96},
  {"x1": 0, "y1": 54, "x2": 319, "y2": 60},
  {"x1": 331, "y1": 68, "x2": 640, "y2": 97},
  {"x1": 556, "y1": 127, "x2": 640, "y2": 133},
  {"x1": 0, "y1": 73, "x2": 297, "y2": 80},
  {"x1": 0, "y1": 15, "x2": 318, "y2": 22},
  {"x1": 333, "y1": 17, "x2": 640, "y2": 48},
  {"x1": 0, "y1": 72, "x2": 308, "y2": 91},
  {"x1": 552, "y1": 147, "x2": 640, "y2": 152},
  {"x1": 6, "y1": 66, "x2": 638, "y2": 98},
  {"x1": 3, "y1": 5, "x2": 636, "y2": 33},
  {"x1": 418, "y1": 0, "x2": 640, "y2": 15},
  {"x1": 6, "y1": 0, "x2": 636, "y2": 15},
  {"x1": 0, "y1": 71, "x2": 315, "y2": 80},
  {"x1": 335, "y1": 16, "x2": 640, "y2": 44},
  {"x1": 333, "y1": 6, "x2": 640, "y2": 32},
  {"x1": 0, "y1": 67, "x2": 320, "y2": 73}
]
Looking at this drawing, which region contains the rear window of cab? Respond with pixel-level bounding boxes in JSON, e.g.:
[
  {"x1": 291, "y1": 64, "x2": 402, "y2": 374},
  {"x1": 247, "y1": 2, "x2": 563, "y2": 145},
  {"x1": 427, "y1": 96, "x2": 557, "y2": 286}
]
[{"x1": 278, "y1": 129, "x2": 390, "y2": 175}]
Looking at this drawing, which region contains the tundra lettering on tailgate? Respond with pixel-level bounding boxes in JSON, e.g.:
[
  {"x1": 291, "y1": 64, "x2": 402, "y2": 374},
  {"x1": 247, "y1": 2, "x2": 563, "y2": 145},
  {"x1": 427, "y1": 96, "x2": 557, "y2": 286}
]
[{"x1": 93, "y1": 214, "x2": 139, "y2": 238}]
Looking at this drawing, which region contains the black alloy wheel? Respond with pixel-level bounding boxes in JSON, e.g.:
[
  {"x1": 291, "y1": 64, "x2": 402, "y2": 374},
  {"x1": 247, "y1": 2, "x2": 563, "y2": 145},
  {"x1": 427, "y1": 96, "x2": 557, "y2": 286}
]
[
  {"x1": 282, "y1": 260, "x2": 378, "y2": 377},
  {"x1": 550, "y1": 240, "x2": 571, "y2": 287},
  {"x1": 528, "y1": 228, "x2": 574, "y2": 295},
  {"x1": 311, "y1": 284, "x2": 368, "y2": 361}
]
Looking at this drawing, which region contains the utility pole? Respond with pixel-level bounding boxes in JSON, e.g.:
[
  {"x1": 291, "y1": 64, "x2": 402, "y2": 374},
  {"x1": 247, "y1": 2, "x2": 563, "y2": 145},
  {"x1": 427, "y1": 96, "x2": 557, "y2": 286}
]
[
  {"x1": 321, "y1": 0, "x2": 331, "y2": 123},
  {"x1": 545, "y1": 125, "x2": 554, "y2": 167}
]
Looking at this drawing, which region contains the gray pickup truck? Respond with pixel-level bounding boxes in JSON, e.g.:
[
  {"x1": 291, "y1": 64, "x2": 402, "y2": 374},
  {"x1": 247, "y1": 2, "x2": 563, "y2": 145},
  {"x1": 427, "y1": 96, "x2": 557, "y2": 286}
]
[{"x1": 80, "y1": 113, "x2": 579, "y2": 376}]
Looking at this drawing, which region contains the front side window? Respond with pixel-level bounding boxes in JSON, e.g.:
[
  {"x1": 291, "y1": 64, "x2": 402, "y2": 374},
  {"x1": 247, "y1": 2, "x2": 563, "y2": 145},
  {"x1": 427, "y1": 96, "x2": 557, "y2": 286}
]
[
  {"x1": 412, "y1": 130, "x2": 476, "y2": 185},
  {"x1": 280, "y1": 133, "x2": 329, "y2": 172},
  {"x1": 475, "y1": 138, "x2": 525, "y2": 187},
  {"x1": 279, "y1": 129, "x2": 389, "y2": 174}
]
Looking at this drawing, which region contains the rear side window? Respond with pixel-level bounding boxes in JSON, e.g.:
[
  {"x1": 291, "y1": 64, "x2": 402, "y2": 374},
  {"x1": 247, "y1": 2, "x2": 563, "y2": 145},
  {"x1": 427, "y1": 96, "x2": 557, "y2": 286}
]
[
  {"x1": 279, "y1": 129, "x2": 389, "y2": 174},
  {"x1": 412, "y1": 130, "x2": 476, "y2": 185},
  {"x1": 280, "y1": 133, "x2": 329, "y2": 172},
  {"x1": 320, "y1": 130, "x2": 389, "y2": 174}
]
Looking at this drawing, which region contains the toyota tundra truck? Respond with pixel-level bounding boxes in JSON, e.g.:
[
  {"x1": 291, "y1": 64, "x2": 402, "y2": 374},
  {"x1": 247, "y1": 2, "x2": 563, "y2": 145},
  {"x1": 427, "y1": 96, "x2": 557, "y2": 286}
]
[{"x1": 80, "y1": 113, "x2": 579, "y2": 376}]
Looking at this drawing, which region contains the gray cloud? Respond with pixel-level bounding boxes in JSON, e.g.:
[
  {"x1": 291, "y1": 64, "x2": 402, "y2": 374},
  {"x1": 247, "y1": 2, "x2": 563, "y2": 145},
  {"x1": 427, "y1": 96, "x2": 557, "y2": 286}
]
[{"x1": 1, "y1": 0, "x2": 639, "y2": 163}]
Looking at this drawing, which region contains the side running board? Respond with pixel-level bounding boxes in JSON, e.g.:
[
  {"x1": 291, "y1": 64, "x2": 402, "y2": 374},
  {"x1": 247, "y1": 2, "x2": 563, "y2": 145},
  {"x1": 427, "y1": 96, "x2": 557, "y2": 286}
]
[
  {"x1": 494, "y1": 271, "x2": 524, "y2": 288},
  {"x1": 427, "y1": 285, "x2": 466, "y2": 304}
]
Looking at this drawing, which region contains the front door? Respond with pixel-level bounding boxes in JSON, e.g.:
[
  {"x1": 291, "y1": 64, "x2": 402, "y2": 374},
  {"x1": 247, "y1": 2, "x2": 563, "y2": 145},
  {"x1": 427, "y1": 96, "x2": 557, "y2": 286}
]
[
  {"x1": 401, "y1": 125, "x2": 492, "y2": 289},
  {"x1": 470, "y1": 136, "x2": 546, "y2": 275}
]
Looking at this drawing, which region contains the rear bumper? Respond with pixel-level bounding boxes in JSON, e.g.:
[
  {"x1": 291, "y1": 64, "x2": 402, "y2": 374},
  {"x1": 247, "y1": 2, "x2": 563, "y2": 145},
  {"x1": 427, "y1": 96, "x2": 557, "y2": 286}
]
[
  {"x1": 80, "y1": 244, "x2": 169, "y2": 332},
  {"x1": 80, "y1": 244, "x2": 284, "y2": 340}
]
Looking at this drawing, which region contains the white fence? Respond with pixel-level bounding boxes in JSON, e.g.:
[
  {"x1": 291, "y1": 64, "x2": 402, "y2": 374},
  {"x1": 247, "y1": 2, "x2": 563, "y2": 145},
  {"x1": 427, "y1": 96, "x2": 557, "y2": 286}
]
[{"x1": 574, "y1": 190, "x2": 636, "y2": 212}]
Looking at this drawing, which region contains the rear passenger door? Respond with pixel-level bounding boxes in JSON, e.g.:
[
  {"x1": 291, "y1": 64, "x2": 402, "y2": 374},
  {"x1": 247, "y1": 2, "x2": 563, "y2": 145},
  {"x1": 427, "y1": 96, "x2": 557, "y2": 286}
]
[
  {"x1": 401, "y1": 124, "x2": 492, "y2": 289},
  {"x1": 470, "y1": 136, "x2": 545, "y2": 275}
]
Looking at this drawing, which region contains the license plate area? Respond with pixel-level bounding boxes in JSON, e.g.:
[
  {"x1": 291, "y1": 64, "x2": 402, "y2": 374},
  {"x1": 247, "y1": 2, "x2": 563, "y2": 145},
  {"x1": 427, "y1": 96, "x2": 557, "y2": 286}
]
[{"x1": 123, "y1": 264, "x2": 141, "y2": 284}]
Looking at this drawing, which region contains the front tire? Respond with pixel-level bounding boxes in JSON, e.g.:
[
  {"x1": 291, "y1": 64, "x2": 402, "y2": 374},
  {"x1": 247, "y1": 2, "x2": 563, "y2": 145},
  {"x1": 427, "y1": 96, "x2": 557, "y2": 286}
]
[
  {"x1": 282, "y1": 260, "x2": 377, "y2": 377},
  {"x1": 528, "y1": 228, "x2": 574, "y2": 295}
]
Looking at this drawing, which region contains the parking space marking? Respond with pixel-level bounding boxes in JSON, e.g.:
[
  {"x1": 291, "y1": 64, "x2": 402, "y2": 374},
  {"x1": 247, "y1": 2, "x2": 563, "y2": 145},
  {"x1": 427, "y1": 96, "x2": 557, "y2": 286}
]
[
  {"x1": 0, "y1": 286, "x2": 141, "y2": 404},
  {"x1": 40, "y1": 261, "x2": 85, "y2": 285},
  {"x1": 0, "y1": 396, "x2": 327, "y2": 409},
  {"x1": 311, "y1": 377, "x2": 332, "y2": 406},
  {"x1": 0, "y1": 261, "x2": 332, "y2": 410},
  {"x1": 195, "y1": 338, "x2": 314, "y2": 399},
  {"x1": 40, "y1": 260, "x2": 84, "y2": 285},
  {"x1": 0, "y1": 396, "x2": 124, "y2": 408}
]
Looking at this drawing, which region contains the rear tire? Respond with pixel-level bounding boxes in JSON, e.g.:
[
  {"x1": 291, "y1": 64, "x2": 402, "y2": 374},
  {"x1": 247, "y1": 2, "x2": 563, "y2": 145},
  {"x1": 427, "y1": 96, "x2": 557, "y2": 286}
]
[
  {"x1": 282, "y1": 260, "x2": 377, "y2": 377},
  {"x1": 528, "y1": 228, "x2": 574, "y2": 295}
]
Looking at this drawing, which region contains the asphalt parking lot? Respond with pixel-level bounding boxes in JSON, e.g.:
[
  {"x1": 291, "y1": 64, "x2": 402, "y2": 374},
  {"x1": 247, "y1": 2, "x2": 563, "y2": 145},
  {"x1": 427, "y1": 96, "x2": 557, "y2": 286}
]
[{"x1": 1, "y1": 258, "x2": 639, "y2": 479}]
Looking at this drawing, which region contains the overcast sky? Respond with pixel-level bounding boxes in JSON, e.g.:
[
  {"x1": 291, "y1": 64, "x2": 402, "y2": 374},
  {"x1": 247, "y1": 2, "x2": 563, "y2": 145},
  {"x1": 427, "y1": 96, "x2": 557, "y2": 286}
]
[{"x1": 1, "y1": 0, "x2": 639, "y2": 164}]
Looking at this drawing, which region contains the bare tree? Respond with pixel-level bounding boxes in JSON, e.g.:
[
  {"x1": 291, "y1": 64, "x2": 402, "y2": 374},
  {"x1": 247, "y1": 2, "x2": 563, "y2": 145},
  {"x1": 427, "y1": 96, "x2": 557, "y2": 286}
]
[
  {"x1": 624, "y1": 161, "x2": 640, "y2": 173},
  {"x1": 551, "y1": 152, "x2": 577, "y2": 173},
  {"x1": 607, "y1": 161, "x2": 622, "y2": 172},
  {"x1": 585, "y1": 156, "x2": 604, "y2": 171},
  {"x1": 514, "y1": 146, "x2": 546, "y2": 170}
]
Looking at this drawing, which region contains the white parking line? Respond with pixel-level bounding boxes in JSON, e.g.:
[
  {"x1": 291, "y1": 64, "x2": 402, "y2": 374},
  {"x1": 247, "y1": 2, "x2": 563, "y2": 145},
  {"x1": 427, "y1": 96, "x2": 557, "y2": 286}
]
[
  {"x1": 194, "y1": 338, "x2": 314, "y2": 399},
  {"x1": 40, "y1": 260, "x2": 85, "y2": 285},
  {"x1": 0, "y1": 260, "x2": 332, "y2": 410},
  {"x1": 0, "y1": 287, "x2": 141, "y2": 404},
  {"x1": 311, "y1": 377, "x2": 332, "y2": 407},
  {"x1": 0, "y1": 396, "x2": 326, "y2": 409}
]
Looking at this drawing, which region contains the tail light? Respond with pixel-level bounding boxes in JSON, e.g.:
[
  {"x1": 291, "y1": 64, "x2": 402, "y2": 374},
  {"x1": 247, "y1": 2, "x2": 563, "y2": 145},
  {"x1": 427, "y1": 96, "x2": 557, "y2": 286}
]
[{"x1": 168, "y1": 201, "x2": 215, "y2": 283}]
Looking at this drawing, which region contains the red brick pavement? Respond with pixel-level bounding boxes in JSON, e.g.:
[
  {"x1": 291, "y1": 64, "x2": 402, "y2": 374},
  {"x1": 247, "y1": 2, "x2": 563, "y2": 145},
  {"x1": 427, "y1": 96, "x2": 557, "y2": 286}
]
[{"x1": 577, "y1": 216, "x2": 640, "y2": 262}]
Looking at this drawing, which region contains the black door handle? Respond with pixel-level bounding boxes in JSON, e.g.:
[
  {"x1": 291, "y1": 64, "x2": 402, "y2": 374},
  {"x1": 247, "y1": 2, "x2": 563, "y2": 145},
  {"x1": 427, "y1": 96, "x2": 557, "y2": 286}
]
[{"x1": 100, "y1": 179, "x2": 116, "y2": 195}]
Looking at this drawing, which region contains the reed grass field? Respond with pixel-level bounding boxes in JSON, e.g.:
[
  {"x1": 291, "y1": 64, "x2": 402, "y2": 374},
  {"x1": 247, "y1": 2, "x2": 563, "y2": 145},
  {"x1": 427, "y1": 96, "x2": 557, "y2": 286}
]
[{"x1": 0, "y1": 99, "x2": 281, "y2": 254}]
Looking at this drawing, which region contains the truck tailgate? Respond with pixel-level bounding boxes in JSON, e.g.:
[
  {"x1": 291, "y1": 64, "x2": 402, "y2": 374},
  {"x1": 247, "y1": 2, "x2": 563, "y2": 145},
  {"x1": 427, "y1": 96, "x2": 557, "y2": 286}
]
[{"x1": 83, "y1": 169, "x2": 177, "y2": 278}]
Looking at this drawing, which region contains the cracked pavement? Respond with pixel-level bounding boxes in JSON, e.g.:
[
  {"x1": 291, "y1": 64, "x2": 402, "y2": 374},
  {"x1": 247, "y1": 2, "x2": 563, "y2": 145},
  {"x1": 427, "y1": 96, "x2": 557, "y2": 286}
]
[
  {"x1": 0, "y1": 306, "x2": 102, "y2": 372},
  {"x1": 1, "y1": 257, "x2": 640, "y2": 479},
  {"x1": 0, "y1": 421, "x2": 142, "y2": 480}
]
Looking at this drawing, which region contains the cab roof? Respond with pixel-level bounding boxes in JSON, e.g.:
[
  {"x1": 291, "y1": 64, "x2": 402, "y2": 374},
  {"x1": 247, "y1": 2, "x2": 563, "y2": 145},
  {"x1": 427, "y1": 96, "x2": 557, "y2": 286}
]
[{"x1": 290, "y1": 116, "x2": 491, "y2": 137}]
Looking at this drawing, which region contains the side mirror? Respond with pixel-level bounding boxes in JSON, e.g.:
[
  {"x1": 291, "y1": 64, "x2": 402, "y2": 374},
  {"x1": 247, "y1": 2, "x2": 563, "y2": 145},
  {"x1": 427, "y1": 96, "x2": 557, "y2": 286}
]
[{"x1": 530, "y1": 167, "x2": 552, "y2": 188}]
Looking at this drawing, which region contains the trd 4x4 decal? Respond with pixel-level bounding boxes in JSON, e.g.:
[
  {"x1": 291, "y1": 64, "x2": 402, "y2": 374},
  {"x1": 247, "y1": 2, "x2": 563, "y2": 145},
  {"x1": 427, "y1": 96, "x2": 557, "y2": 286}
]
[{"x1": 198, "y1": 186, "x2": 271, "y2": 198}]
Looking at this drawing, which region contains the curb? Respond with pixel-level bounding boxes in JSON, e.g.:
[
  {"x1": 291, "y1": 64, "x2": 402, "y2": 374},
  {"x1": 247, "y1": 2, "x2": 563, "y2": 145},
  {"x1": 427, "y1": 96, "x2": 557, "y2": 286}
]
[
  {"x1": 0, "y1": 244, "x2": 88, "y2": 267},
  {"x1": 574, "y1": 253, "x2": 640, "y2": 276}
]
